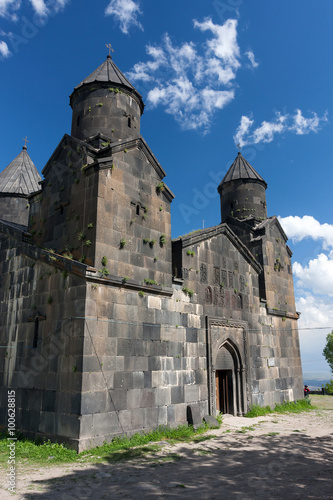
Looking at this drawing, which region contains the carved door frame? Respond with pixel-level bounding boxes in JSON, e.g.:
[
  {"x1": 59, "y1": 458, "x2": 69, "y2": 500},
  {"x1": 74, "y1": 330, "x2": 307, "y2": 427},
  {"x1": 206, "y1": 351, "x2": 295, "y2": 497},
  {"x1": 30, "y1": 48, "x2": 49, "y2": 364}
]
[{"x1": 206, "y1": 316, "x2": 249, "y2": 416}]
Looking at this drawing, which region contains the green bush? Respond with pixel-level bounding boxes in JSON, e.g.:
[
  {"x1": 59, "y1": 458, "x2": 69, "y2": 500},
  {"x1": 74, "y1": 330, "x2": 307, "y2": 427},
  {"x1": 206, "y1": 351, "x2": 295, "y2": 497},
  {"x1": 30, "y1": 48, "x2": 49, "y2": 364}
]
[{"x1": 322, "y1": 379, "x2": 333, "y2": 394}]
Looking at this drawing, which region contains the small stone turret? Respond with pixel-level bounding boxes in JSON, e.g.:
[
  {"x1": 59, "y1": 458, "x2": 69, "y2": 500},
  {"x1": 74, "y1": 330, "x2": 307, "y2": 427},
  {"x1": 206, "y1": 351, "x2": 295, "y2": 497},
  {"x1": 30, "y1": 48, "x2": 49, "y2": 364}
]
[
  {"x1": 218, "y1": 152, "x2": 267, "y2": 223},
  {"x1": 70, "y1": 55, "x2": 144, "y2": 142},
  {"x1": 0, "y1": 144, "x2": 41, "y2": 226}
]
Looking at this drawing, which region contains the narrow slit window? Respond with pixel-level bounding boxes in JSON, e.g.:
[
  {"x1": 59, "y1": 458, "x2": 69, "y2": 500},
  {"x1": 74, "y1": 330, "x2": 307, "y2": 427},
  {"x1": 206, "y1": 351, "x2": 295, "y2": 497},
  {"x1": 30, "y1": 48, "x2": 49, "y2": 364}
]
[
  {"x1": 128, "y1": 117, "x2": 131, "y2": 128},
  {"x1": 33, "y1": 318, "x2": 39, "y2": 348}
]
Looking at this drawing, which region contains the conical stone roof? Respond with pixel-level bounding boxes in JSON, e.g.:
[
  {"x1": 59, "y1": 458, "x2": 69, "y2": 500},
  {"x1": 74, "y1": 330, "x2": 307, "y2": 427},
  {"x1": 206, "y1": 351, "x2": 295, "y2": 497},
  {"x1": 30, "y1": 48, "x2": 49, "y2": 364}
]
[
  {"x1": 0, "y1": 146, "x2": 42, "y2": 195},
  {"x1": 219, "y1": 152, "x2": 267, "y2": 188},
  {"x1": 70, "y1": 55, "x2": 143, "y2": 108}
]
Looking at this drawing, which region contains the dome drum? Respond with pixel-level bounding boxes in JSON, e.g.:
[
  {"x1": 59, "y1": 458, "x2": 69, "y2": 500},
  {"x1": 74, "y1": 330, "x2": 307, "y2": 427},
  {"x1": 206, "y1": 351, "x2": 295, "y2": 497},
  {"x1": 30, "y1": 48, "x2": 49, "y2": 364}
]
[{"x1": 71, "y1": 84, "x2": 141, "y2": 141}]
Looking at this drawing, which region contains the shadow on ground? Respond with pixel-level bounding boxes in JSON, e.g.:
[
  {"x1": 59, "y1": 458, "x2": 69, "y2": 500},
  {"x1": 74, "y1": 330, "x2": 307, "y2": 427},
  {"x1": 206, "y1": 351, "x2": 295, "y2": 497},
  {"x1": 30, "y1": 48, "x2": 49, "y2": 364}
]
[{"x1": 21, "y1": 431, "x2": 333, "y2": 499}]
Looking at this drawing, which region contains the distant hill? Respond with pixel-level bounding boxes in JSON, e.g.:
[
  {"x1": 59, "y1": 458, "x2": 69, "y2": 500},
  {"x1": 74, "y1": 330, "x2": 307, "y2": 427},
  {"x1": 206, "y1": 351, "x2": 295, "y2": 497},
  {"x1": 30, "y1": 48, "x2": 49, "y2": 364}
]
[{"x1": 303, "y1": 378, "x2": 331, "y2": 390}]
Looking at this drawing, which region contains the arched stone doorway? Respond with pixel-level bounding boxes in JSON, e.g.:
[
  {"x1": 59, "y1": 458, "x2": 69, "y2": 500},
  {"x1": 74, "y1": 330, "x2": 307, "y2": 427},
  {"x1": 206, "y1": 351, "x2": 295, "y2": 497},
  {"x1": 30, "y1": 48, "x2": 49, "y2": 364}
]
[
  {"x1": 206, "y1": 317, "x2": 248, "y2": 417},
  {"x1": 215, "y1": 341, "x2": 243, "y2": 415},
  {"x1": 215, "y1": 345, "x2": 234, "y2": 414}
]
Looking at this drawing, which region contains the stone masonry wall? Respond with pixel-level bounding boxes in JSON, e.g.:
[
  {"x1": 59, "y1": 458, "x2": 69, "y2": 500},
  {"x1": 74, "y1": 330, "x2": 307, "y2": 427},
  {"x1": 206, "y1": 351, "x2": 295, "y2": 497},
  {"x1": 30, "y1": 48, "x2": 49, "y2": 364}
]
[
  {"x1": 0, "y1": 195, "x2": 29, "y2": 226},
  {"x1": 0, "y1": 231, "x2": 87, "y2": 448},
  {"x1": 77, "y1": 279, "x2": 206, "y2": 451},
  {"x1": 172, "y1": 225, "x2": 303, "y2": 411},
  {"x1": 94, "y1": 144, "x2": 173, "y2": 287}
]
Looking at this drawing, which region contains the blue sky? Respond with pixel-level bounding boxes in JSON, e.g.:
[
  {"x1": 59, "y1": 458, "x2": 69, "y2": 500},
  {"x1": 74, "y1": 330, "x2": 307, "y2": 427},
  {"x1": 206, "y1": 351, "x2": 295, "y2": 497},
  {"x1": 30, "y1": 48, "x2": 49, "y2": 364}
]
[{"x1": 1, "y1": 0, "x2": 333, "y2": 376}]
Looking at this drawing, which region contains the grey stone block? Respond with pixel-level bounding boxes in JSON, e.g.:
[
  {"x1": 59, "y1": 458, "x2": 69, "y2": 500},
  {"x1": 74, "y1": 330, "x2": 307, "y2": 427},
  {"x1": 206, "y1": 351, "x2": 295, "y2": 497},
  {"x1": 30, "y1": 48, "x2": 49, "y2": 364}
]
[
  {"x1": 144, "y1": 371, "x2": 152, "y2": 388},
  {"x1": 203, "y1": 414, "x2": 219, "y2": 428},
  {"x1": 155, "y1": 387, "x2": 171, "y2": 406},
  {"x1": 167, "y1": 404, "x2": 175, "y2": 423},
  {"x1": 126, "y1": 388, "x2": 142, "y2": 409},
  {"x1": 187, "y1": 404, "x2": 202, "y2": 426},
  {"x1": 171, "y1": 386, "x2": 184, "y2": 405},
  {"x1": 92, "y1": 411, "x2": 120, "y2": 436},
  {"x1": 131, "y1": 408, "x2": 145, "y2": 429},
  {"x1": 42, "y1": 390, "x2": 56, "y2": 412},
  {"x1": 143, "y1": 323, "x2": 161, "y2": 341},
  {"x1": 184, "y1": 384, "x2": 199, "y2": 403},
  {"x1": 186, "y1": 329, "x2": 198, "y2": 343},
  {"x1": 144, "y1": 406, "x2": 158, "y2": 428},
  {"x1": 107, "y1": 389, "x2": 127, "y2": 412},
  {"x1": 140, "y1": 389, "x2": 155, "y2": 408},
  {"x1": 81, "y1": 391, "x2": 106, "y2": 414},
  {"x1": 113, "y1": 371, "x2": 132, "y2": 390},
  {"x1": 157, "y1": 406, "x2": 167, "y2": 426},
  {"x1": 79, "y1": 414, "x2": 93, "y2": 438},
  {"x1": 57, "y1": 413, "x2": 80, "y2": 439},
  {"x1": 118, "y1": 409, "x2": 132, "y2": 432}
]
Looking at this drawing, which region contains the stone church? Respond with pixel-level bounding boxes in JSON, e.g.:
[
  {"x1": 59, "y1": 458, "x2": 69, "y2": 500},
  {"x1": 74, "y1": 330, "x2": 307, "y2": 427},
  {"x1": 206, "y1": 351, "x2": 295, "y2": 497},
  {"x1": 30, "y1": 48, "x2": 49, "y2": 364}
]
[{"x1": 0, "y1": 55, "x2": 303, "y2": 451}]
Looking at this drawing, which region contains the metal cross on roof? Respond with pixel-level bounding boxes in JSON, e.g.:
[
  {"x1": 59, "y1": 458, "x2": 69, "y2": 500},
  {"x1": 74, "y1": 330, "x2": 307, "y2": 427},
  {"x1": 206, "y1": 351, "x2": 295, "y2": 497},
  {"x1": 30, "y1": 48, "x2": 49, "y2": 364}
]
[
  {"x1": 23, "y1": 136, "x2": 29, "y2": 148},
  {"x1": 106, "y1": 43, "x2": 114, "y2": 57},
  {"x1": 236, "y1": 143, "x2": 242, "y2": 152}
]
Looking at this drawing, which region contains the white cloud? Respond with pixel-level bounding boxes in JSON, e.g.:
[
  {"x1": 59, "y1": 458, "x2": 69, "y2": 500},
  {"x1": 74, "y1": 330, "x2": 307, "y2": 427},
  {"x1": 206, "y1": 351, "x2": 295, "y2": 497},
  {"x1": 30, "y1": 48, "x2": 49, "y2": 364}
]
[
  {"x1": 128, "y1": 18, "x2": 249, "y2": 132},
  {"x1": 234, "y1": 109, "x2": 328, "y2": 147},
  {"x1": 279, "y1": 215, "x2": 333, "y2": 297},
  {"x1": 279, "y1": 214, "x2": 333, "y2": 372},
  {"x1": 245, "y1": 49, "x2": 258, "y2": 68},
  {"x1": 297, "y1": 294, "x2": 333, "y2": 329},
  {"x1": 278, "y1": 215, "x2": 333, "y2": 249},
  {"x1": 194, "y1": 18, "x2": 240, "y2": 69},
  {"x1": 0, "y1": 0, "x2": 20, "y2": 19},
  {"x1": 0, "y1": 0, "x2": 69, "y2": 19},
  {"x1": 296, "y1": 294, "x2": 333, "y2": 372},
  {"x1": 252, "y1": 114, "x2": 286, "y2": 144},
  {"x1": 234, "y1": 115, "x2": 253, "y2": 146},
  {"x1": 293, "y1": 252, "x2": 333, "y2": 297},
  {"x1": 0, "y1": 40, "x2": 11, "y2": 57},
  {"x1": 29, "y1": 0, "x2": 47, "y2": 16},
  {"x1": 105, "y1": 0, "x2": 143, "y2": 34}
]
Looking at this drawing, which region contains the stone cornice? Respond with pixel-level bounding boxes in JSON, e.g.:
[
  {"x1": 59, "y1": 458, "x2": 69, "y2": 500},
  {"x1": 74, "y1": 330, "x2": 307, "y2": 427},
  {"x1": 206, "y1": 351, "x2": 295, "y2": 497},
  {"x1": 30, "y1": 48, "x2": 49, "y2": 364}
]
[{"x1": 266, "y1": 307, "x2": 299, "y2": 320}]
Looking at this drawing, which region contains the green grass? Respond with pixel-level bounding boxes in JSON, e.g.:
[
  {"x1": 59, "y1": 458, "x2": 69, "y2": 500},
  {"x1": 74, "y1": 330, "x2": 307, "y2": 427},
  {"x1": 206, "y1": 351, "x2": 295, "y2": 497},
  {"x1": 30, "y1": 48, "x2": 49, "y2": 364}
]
[
  {"x1": 0, "y1": 422, "x2": 213, "y2": 467},
  {"x1": 236, "y1": 426, "x2": 256, "y2": 433},
  {"x1": 245, "y1": 398, "x2": 314, "y2": 418}
]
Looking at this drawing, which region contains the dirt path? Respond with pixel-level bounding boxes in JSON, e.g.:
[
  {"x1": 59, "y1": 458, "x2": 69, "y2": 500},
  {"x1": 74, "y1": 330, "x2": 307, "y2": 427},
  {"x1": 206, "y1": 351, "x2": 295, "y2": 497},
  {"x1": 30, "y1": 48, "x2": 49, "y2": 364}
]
[{"x1": 1, "y1": 399, "x2": 333, "y2": 499}]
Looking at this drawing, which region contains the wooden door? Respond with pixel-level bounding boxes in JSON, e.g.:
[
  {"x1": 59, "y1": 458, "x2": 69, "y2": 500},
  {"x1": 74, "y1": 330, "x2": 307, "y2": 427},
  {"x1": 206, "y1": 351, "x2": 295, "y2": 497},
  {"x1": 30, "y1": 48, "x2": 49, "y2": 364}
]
[{"x1": 216, "y1": 370, "x2": 232, "y2": 414}]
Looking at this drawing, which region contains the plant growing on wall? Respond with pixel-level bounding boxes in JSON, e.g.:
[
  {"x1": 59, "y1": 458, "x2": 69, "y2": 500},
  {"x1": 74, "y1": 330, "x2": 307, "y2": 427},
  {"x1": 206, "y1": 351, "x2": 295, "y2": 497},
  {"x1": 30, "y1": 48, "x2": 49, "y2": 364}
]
[
  {"x1": 156, "y1": 182, "x2": 165, "y2": 194},
  {"x1": 182, "y1": 287, "x2": 194, "y2": 297},
  {"x1": 187, "y1": 250, "x2": 195, "y2": 257},
  {"x1": 120, "y1": 239, "x2": 126, "y2": 248},
  {"x1": 101, "y1": 256, "x2": 108, "y2": 266},
  {"x1": 160, "y1": 234, "x2": 166, "y2": 246},
  {"x1": 144, "y1": 278, "x2": 158, "y2": 285}
]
